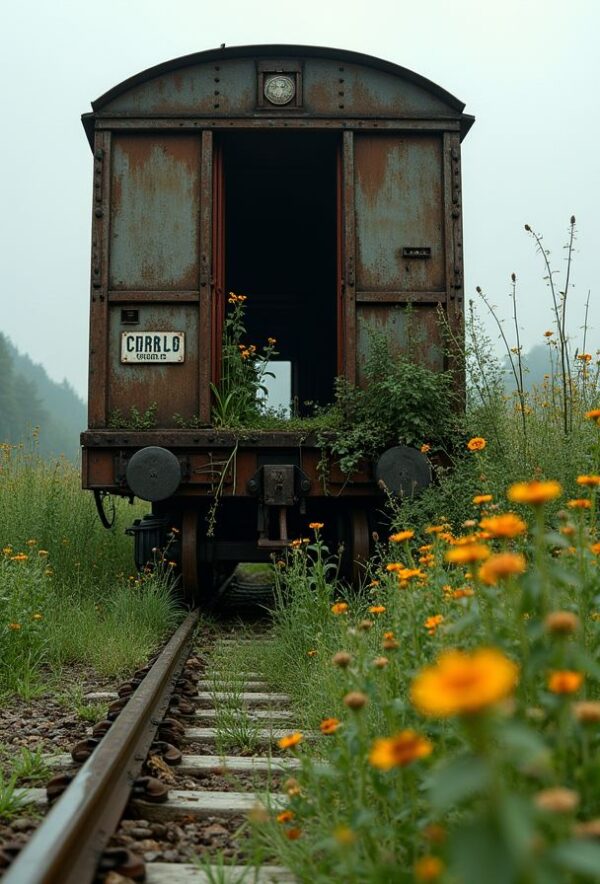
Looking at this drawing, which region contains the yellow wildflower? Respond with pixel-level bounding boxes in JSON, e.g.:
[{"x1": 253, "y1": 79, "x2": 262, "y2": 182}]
[
  {"x1": 507, "y1": 480, "x2": 562, "y2": 505},
  {"x1": 467, "y1": 437, "x2": 486, "y2": 451},
  {"x1": 369, "y1": 730, "x2": 432, "y2": 770},
  {"x1": 411, "y1": 648, "x2": 519, "y2": 717}
]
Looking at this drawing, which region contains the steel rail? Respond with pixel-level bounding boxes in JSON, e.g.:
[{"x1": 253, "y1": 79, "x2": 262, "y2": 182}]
[{"x1": 4, "y1": 609, "x2": 199, "y2": 884}]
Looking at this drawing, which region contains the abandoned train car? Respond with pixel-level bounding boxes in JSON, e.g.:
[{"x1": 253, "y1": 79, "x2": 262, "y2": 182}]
[{"x1": 80, "y1": 44, "x2": 473, "y2": 599}]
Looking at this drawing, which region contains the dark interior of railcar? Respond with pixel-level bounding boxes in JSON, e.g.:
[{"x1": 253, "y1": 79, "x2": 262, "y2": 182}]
[{"x1": 223, "y1": 131, "x2": 338, "y2": 411}]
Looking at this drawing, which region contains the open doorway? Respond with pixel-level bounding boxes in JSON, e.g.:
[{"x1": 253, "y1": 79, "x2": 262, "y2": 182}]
[{"x1": 221, "y1": 131, "x2": 338, "y2": 413}]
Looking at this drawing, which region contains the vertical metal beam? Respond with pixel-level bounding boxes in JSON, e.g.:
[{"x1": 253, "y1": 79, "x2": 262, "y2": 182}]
[
  {"x1": 88, "y1": 130, "x2": 111, "y2": 428},
  {"x1": 199, "y1": 130, "x2": 214, "y2": 423},
  {"x1": 342, "y1": 130, "x2": 356, "y2": 385},
  {"x1": 443, "y1": 131, "x2": 465, "y2": 404}
]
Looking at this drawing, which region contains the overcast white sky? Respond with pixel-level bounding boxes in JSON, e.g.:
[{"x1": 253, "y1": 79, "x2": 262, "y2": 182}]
[{"x1": 1, "y1": 0, "x2": 597, "y2": 399}]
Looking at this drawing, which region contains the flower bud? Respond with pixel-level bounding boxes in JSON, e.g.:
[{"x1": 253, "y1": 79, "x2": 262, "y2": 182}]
[
  {"x1": 359, "y1": 619, "x2": 374, "y2": 631},
  {"x1": 572, "y1": 701, "x2": 600, "y2": 724},
  {"x1": 343, "y1": 691, "x2": 368, "y2": 710},
  {"x1": 373, "y1": 656, "x2": 389, "y2": 669},
  {"x1": 535, "y1": 787, "x2": 579, "y2": 814},
  {"x1": 332, "y1": 651, "x2": 352, "y2": 668},
  {"x1": 574, "y1": 819, "x2": 600, "y2": 839},
  {"x1": 544, "y1": 611, "x2": 580, "y2": 635}
]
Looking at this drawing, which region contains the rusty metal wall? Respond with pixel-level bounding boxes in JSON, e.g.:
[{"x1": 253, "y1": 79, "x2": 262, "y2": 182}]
[
  {"x1": 107, "y1": 304, "x2": 199, "y2": 424},
  {"x1": 354, "y1": 134, "x2": 444, "y2": 293},
  {"x1": 110, "y1": 134, "x2": 202, "y2": 290}
]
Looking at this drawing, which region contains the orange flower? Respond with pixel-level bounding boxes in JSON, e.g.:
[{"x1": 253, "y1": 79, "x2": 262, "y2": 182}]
[
  {"x1": 507, "y1": 480, "x2": 562, "y2": 505},
  {"x1": 452, "y1": 587, "x2": 474, "y2": 599},
  {"x1": 478, "y1": 552, "x2": 527, "y2": 585},
  {"x1": 386, "y1": 562, "x2": 404, "y2": 573},
  {"x1": 369, "y1": 730, "x2": 433, "y2": 770},
  {"x1": 425, "y1": 525, "x2": 447, "y2": 535},
  {"x1": 585, "y1": 408, "x2": 600, "y2": 422},
  {"x1": 8, "y1": 623, "x2": 21, "y2": 631},
  {"x1": 320, "y1": 717, "x2": 341, "y2": 735},
  {"x1": 10, "y1": 553, "x2": 28, "y2": 562},
  {"x1": 543, "y1": 330, "x2": 554, "y2": 337},
  {"x1": 548, "y1": 671, "x2": 583, "y2": 694},
  {"x1": 414, "y1": 856, "x2": 444, "y2": 881},
  {"x1": 473, "y1": 494, "x2": 493, "y2": 505},
  {"x1": 286, "y1": 827, "x2": 301, "y2": 840},
  {"x1": 567, "y1": 499, "x2": 591, "y2": 509},
  {"x1": 420, "y1": 444, "x2": 431, "y2": 454},
  {"x1": 424, "y1": 614, "x2": 444, "y2": 634},
  {"x1": 411, "y1": 648, "x2": 519, "y2": 717},
  {"x1": 397, "y1": 567, "x2": 425, "y2": 580},
  {"x1": 445, "y1": 544, "x2": 490, "y2": 564},
  {"x1": 369, "y1": 605, "x2": 386, "y2": 614},
  {"x1": 309, "y1": 521, "x2": 324, "y2": 530},
  {"x1": 577, "y1": 475, "x2": 600, "y2": 487},
  {"x1": 267, "y1": 336, "x2": 277, "y2": 345},
  {"x1": 479, "y1": 513, "x2": 527, "y2": 538},
  {"x1": 577, "y1": 353, "x2": 592, "y2": 363},
  {"x1": 467, "y1": 437, "x2": 486, "y2": 451},
  {"x1": 331, "y1": 602, "x2": 348, "y2": 615},
  {"x1": 277, "y1": 810, "x2": 295, "y2": 824},
  {"x1": 278, "y1": 732, "x2": 303, "y2": 749},
  {"x1": 307, "y1": 649, "x2": 318, "y2": 657},
  {"x1": 389, "y1": 530, "x2": 414, "y2": 543},
  {"x1": 590, "y1": 542, "x2": 600, "y2": 555}
]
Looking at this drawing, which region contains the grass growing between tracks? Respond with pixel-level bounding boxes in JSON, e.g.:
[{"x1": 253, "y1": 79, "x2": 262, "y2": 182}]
[
  {"x1": 0, "y1": 442, "x2": 181, "y2": 696},
  {"x1": 245, "y1": 426, "x2": 600, "y2": 882}
]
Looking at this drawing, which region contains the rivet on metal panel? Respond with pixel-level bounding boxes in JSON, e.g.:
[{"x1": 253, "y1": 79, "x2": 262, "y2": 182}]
[{"x1": 95, "y1": 208, "x2": 103, "y2": 218}]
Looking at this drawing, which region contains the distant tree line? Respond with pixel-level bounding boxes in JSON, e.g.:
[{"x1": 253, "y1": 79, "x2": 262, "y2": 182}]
[{"x1": 0, "y1": 332, "x2": 86, "y2": 459}]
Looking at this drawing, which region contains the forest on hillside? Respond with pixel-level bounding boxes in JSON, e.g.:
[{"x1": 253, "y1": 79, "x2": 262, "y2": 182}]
[{"x1": 0, "y1": 332, "x2": 85, "y2": 459}]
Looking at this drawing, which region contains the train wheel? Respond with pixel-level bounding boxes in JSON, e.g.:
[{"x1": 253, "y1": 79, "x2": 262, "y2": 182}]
[
  {"x1": 181, "y1": 509, "x2": 199, "y2": 605},
  {"x1": 351, "y1": 508, "x2": 371, "y2": 587}
]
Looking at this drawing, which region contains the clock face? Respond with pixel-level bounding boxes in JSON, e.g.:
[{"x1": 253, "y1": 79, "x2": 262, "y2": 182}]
[{"x1": 264, "y1": 75, "x2": 295, "y2": 106}]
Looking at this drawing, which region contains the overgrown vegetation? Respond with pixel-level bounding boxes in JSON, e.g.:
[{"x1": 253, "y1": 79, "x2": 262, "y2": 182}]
[
  {"x1": 0, "y1": 441, "x2": 181, "y2": 696},
  {"x1": 210, "y1": 293, "x2": 457, "y2": 478},
  {"x1": 216, "y1": 219, "x2": 600, "y2": 883}
]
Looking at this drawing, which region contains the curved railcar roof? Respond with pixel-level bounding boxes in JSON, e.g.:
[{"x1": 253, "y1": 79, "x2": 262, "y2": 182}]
[{"x1": 83, "y1": 44, "x2": 474, "y2": 145}]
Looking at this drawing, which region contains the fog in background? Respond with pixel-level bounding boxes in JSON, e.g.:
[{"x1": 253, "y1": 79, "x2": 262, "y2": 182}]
[{"x1": 1, "y1": 0, "x2": 597, "y2": 399}]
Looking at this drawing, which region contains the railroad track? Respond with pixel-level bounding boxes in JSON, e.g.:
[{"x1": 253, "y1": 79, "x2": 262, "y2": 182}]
[{"x1": 1, "y1": 611, "x2": 299, "y2": 883}]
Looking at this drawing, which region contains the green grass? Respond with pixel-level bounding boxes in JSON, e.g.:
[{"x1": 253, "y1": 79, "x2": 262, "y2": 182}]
[{"x1": 0, "y1": 441, "x2": 181, "y2": 696}]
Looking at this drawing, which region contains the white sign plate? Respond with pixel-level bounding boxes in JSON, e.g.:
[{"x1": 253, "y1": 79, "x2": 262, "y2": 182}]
[{"x1": 121, "y1": 331, "x2": 185, "y2": 363}]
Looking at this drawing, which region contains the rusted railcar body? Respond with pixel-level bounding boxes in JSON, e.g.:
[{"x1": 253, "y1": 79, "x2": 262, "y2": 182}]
[{"x1": 81, "y1": 45, "x2": 473, "y2": 598}]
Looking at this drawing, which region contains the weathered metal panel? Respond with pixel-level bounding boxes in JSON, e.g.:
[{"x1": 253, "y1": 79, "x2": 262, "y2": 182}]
[
  {"x1": 354, "y1": 135, "x2": 445, "y2": 293},
  {"x1": 98, "y1": 54, "x2": 458, "y2": 119},
  {"x1": 304, "y1": 60, "x2": 454, "y2": 117},
  {"x1": 109, "y1": 135, "x2": 201, "y2": 290},
  {"x1": 356, "y1": 304, "x2": 444, "y2": 386},
  {"x1": 103, "y1": 60, "x2": 256, "y2": 115},
  {"x1": 107, "y1": 304, "x2": 199, "y2": 425}
]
